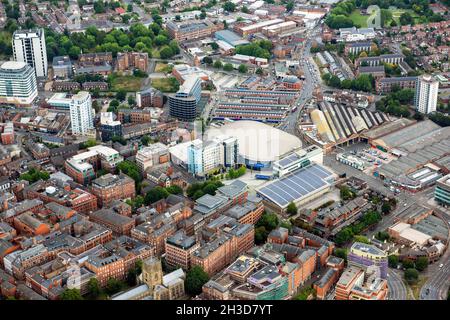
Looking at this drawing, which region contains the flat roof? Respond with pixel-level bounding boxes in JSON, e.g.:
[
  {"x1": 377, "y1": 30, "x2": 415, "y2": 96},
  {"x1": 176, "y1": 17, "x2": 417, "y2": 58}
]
[{"x1": 257, "y1": 163, "x2": 334, "y2": 208}]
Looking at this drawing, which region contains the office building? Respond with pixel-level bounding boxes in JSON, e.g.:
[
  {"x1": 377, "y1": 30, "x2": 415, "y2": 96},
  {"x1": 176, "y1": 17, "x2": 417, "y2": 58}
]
[
  {"x1": 435, "y1": 174, "x2": 450, "y2": 206},
  {"x1": 136, "y1": 88, "x2": 163, "y2": 108},
  {"x1": 168, "y1": 75, "x2": 202, "y2": 122},
  {"x1": 187, "y1": 136, "x2": 238, "y2": 176},
  {"x1": 135, "y1": 143, "x2": 169, "y2": 174},
  {"x1": 165, "y1": 231, "x2": 200, "y2": 270},
  {"x1": 12, "y1": 29, "x2": 48, "y2": 78},
  {"x1": 52, "y1": 56, "x2": 72, "y2": 79},
  {"x1": 335, "y1": 266, "x2": 387, "y2": 300},
  {"x1": 0, "y1": 61, "x2": 38, "y2": 106},
  {"x1": 347, "y1": 242, "x2": 388, "y2": 279},
  {"x1": 91, "y1": 173, "x2": 136, "y2": 207},
  {"x1": 99, "y1": 112, "x2": 122, "y2": 142},
  {"x1": 69, "y1": 91, "x2": 95, "y2": 135},
  {"x1": 415, "y1": 74, "x2": 439, "y2": 114},
  {"x1": 166, "y1": 20, "x2": 222, "y2": 41}
]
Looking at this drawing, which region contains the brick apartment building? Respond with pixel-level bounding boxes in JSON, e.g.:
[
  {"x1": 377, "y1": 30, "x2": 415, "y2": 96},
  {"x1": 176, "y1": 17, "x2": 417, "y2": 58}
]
[
  {"x1": 89, "y1": 208, "x2": 135, "y2": 236},
  {"x1": 116, "y1": 52, "x2": 149, "y2": 72},
  {"x1": 25, "y1": 180, "x2": 98, "y2": 214},
  {"x1": 136, "y1": 88, "x2": 164, "y2": 108},
  {"x1": 91, "y1": 173, "x2": 136, "y2": 207},
  {"x1": 165, "y1": 230, "x2": 199, "y2": 270},
  {"x1": 117, "y1": 108, "x2": 152, "y2": 124}
]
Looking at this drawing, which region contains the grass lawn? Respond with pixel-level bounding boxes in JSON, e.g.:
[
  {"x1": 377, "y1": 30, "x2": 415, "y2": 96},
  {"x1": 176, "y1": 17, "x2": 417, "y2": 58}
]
[
  {"x1": 155, "y1": 63, "x2": 173, "y2": 73},
  {"x1": 349, "y1": 8, "x2": 422, "y2": 28},
  {"x1": 151, "y1": 48, "x2": 160, "y2": 59},
  {"x1": 407, "y1": 275, "x2": 428, "y2": 300},
  {"x1": 151, "y1": 77, "x2": 180, "y2": 93},
  {"x1": 110, "y1": 75, "x2": 143, "y2": 92},
  {"x1": 349, "y1": 10, "x2": 369, "y2": 28}
]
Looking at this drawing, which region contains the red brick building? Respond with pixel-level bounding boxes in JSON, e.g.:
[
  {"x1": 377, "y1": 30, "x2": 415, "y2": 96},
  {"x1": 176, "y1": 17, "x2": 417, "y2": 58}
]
[{"x1": 91, "y1": 173, "x2": 136, "y2": 208}]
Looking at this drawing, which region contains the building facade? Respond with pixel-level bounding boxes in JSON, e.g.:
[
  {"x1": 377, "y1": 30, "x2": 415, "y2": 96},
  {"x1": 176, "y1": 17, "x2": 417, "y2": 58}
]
[
  {"x1": 0, "y1": 62, "x2": 38, "y2": 106},
  {"x1": 415, "y1": 74, "x2": 439, "y2": 114},
  {"x1": 12, "y1": 29, "x2": 48, "y2": 78}
]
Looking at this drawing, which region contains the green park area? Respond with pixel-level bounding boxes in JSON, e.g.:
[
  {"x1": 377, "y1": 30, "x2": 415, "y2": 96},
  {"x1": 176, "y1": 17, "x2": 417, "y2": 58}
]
[
  {"x1": 155, "y1": 63, "x2": 173, "y2": 73},
  {"x1": 110, "y1": 75, "x2": 143, "y2": 92},
  {"x1": 349, "y1": 8, "x2": 421, "y2": 28},
  {"x1": 151, "y1": 77, "x2": 180, "y2": 93}
]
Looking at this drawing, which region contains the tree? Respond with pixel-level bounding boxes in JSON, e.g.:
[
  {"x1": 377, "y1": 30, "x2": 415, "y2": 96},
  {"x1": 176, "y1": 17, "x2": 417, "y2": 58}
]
[
  {"x1": 286, "y1": 1, "x2": 294, "y2": 12},
  {"x1": 144, "y1": 186, "x2": 169, "y2": 205},
  {"x1": 388, "y1": 255, "x2": 399, "y2": 268},
  {"x1": 381, "y1": 202, "x2": 392, "y2": 214},
  {"x1": 213, "y1": 60, "x2": 223, "y2": 69},
  {"x1": 286, "y1": 202, "x2": 298, "y2": 216},
  {"x1": 340, "y1": 186, "x2": 355, "y2": 200},
  {"x1": 238, "y1": 64, "x2": 248, "y2": 73},
  {"x1": 334, "y1": 248, "x2": 348, "y2": 262},
  {"x1": 185, "y1": 266, "x2": 209, "y2": 296},
  {"x1": 166, "y1": 185, "x2": 183, "y2": 195},
  {"x1": 241, "y1": 6, "x2": 249, "y2": 13},
  {"x1": 402, "y1": 258, "x2": 415, "y2": 269},
  {"x1": 106, "y1": 278, "x2": 125, "y2": 295},
  {"x1": 256, "y1": 67, "x2": 263, "y2": 75},
  {"x1": 94, "y1": 0, "x2": 106, "y2": 14},
  {"x1": 116, "y1": 90, "x2": 127, "y2": 101},
  {"x1": 415, "y1": 257, "x2": 428, "y2": 272},
  {"x1": 159, "y1": 46, "x2": 174, "y2": 59},
  {"x1": 203, "y1": 57, "x2": 213, "y2": 65},
  {"x1": 222, "y1": 1, "x2": 236, "y2": 12},
  {"x1": 256, "y1": 212, "x2": 279, "y2": 231},
  {"x1": 127, "y1": 95, "x2": 136, "y2": 106},
  {"x1": 141, "y1": 135, "x2": 151, "y2": 146},
  {"x1": 60, "y1": 288, "x2": 83, "y2": 300},
  {"x1": 20, "y1": 168, "x2": 50, "y2": 183},
  {"x1": 399, "y1": 12, "x2": 414, "y2": 26},
  {"x1": 404, "y1": 268, "x2": 419, "y2": 284},
  {"x1": 255, "y1": 226, "x2": 268, "y2": 244},
  {"x1": 223, "y1": 63, "x2": 233, "y2": 71},
  {"x1": 210, "y1": 42, "x2": 219, "y2": 50},
  {"x1": 353, "y1": 235, "x2": 370, "y2": 244},
  {"x1": 88, "y1": 278, "x2": 101, "y2": 299}
]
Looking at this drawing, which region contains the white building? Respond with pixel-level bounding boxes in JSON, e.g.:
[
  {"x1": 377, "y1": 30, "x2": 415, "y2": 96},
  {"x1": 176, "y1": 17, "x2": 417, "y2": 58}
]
[
  {"x1": 68, "y1": 91, "x2": 95, "y2": 135},
  {"x1": 273, "y1": 145, "x2": 323, "y2": 178},
  {"x1": 0, "y1": 61, "x2": 38, "y2": 106},
  {"x1": 415, "y1": 74, "x2": 439, "y2": 114},
  {"x1": 12, "y1": 29, "x2": 48, "y2": 78},
  {"x1": 136, "y1": 143, "x2": 169, "y2": 173},
  {"x1": 187, "y1": 136, "x2": 238, "y2": 176}
]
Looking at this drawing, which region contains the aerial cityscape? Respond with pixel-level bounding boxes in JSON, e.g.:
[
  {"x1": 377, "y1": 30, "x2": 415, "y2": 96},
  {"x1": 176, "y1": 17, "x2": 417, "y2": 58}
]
[{"x1": 0, "y1": 0, "x2": 449, "y2": 302}]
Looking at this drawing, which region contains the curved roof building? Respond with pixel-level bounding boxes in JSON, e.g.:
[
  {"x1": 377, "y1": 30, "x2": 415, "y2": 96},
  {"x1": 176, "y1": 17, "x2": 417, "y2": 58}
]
[{"x1": 205, "y1": 120, "x2": 302, "y2": 167}]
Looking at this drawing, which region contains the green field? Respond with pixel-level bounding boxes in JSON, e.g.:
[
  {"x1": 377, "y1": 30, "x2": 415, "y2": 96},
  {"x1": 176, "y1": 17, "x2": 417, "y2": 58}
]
[
  {"x1": 349, "y1": 8, "x2": 421, "y2": 28},
  {"x1": 110, "y1": 75, "x2": 143, "y2": 92},
  {"x1": 349, "y1": 10, "x2": 370, "y2": 27},
  {"x1": 151, "y1": 77, "x2": 180, "y2": 93},
  {"x1": 155, "y1": 63, "x2": 173, "y2": 73}
]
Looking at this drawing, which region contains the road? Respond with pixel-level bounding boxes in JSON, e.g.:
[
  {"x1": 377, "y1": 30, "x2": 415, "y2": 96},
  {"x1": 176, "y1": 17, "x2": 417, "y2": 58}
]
[
  {"x1": 387, "y1": 268, "x2": 408, "y2": 300},
  {"x1": 283, "y1": 24, "x2": 323, "y2": 136}
]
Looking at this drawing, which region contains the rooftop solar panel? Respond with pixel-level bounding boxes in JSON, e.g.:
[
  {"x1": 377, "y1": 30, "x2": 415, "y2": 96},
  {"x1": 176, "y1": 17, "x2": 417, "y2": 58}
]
[{"x1": 257, "y1": 164, "x2": 334, "y2": 208}]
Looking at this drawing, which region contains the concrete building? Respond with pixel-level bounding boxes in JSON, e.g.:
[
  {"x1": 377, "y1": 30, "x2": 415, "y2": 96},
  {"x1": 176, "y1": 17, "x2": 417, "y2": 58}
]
[
  {"x1": 273, "y1": 145, "x2": 323, "y2": 178},
  {"x1": 166, "y1": 19, "x2": 222, "y2": 41},
  {"x1": 168, "y1": 75, "x2": 202, "y2": 122},
  {"x1": 12, "y1": 29, "x2": 48, "y2": 78},
  {"x1": 99, "y1": 112, "x2": 122, "y2": 142},
  {"x1": 65, "y1": 145, "x2": 124, "y2": 185},
  {"x1": 0, "y1": 61, "x2": 38, "y2": 106},
  {"x1": 187, "y1": 136, "x2": 238, "y2": 176},
  {"x1": 67, "y1": 91, "x2": 95, "y2": 135},
  {"x1": 52, "y1": 56, "x2": 72, "y2": 79},
  {"x1": 136, "y1": 143, "x2": 169, "y2": 174},
  {"x1": 347, "y1": 242, "x2": 388, "y2": 279},
  {"x1": 415, "y1": 74, "x2": 439, "y2": 114},
  {"x1": 435, "y1": 174, "x2": 450, "y2": 206},
  {"x1": 91, "y1": 173, "x2": 136, "y2": 207}
]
